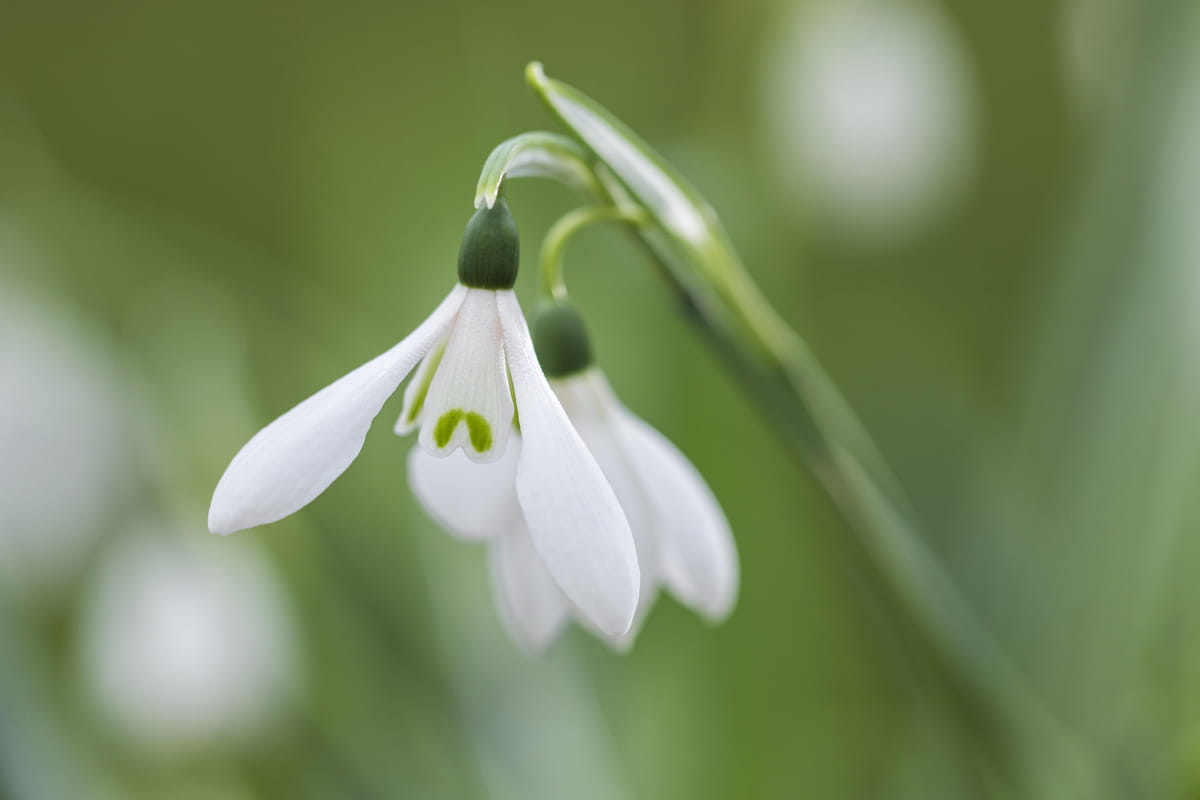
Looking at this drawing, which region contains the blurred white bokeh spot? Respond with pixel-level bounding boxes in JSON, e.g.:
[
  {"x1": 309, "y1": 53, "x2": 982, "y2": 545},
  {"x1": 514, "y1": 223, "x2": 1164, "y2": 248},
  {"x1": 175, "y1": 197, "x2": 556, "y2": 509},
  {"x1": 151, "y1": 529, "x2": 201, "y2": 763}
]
[
  {"x1": 759, "y1": 0, "x2": 979, "y2": 242},
  {"x1": 78, "y1": 526, "x2": 301, "y2": 758},
  {"x1": 0, "y1": 283, "x2": 132, "y2": 602}
]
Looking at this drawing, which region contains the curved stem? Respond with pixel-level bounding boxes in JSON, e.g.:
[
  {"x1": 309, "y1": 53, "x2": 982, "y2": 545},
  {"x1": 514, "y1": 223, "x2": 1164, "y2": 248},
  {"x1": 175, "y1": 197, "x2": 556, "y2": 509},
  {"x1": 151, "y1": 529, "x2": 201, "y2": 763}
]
[{"x1": 539, "y1": 205, "x2": 647, "y2": 300}]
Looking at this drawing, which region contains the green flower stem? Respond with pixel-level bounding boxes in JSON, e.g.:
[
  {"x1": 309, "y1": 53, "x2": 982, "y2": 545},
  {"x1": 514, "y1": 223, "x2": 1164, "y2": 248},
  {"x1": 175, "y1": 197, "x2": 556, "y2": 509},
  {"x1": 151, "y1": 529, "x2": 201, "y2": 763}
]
[
  {"x1": 474, "y1": 64, "x2": 1114, "y2": 797},
  {"x1": 538, "y1": 205, "x2": 648, "y2": 300}
]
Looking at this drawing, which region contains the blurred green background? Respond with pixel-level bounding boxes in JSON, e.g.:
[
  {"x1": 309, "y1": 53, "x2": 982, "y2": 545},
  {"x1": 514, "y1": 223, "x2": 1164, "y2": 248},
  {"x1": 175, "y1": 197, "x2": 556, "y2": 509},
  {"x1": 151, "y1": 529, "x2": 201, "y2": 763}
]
[{"x1": 1, "y1": 0, "x2": 1198, "y2": 797}]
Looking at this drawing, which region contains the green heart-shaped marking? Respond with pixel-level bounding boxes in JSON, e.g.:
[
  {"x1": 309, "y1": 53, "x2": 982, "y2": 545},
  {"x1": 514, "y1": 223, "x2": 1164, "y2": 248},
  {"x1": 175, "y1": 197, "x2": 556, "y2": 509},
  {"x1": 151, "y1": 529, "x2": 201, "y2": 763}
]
[{"x1": 433, "y1": 409, "x2": 493, "y2": 453}]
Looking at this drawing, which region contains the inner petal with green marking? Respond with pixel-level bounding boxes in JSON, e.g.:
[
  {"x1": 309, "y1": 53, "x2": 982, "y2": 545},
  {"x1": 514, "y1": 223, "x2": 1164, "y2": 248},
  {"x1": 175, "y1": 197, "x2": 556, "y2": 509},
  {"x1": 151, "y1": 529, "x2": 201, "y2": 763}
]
[{"x1": 414, "y1": 288, "x2": 514, "y2": 463}]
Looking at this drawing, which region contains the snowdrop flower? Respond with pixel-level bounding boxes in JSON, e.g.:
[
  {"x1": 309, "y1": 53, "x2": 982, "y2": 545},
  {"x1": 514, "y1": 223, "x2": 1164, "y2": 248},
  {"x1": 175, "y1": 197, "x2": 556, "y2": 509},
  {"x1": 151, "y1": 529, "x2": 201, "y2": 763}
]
[
  {"x1": 209, "y1": 200, "x2": 640, "y2": 637},
  {"x1": 410, "y1": 303, "x2": 738, "y2": 651}
]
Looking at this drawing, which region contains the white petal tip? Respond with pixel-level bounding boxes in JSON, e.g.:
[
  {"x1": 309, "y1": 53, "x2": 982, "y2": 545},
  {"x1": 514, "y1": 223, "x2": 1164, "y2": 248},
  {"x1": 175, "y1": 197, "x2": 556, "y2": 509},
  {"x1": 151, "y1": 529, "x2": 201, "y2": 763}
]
[
  {"x1": 575, "y1": 602, "x2": 644, "y2": 651},
  {"x1": 207, "y1": 518, "x2": 237, "y2": 537},
  {"x1": 554, "y1": 561, "x2": 639, "y2": 638},
  {"x1": 670, "y1": 578, "x2": 738, "y2": 626},
  {"x1": 699, "y1": 599, "x2": 736, "y2": 625},
  {"x1": 688, "y1": 577, "x2": 739, "y2": 624},
  {"x1": 207, "y1": 481, "x2": 267, "y2": 535},
  {"x1": 600, "y1": 630, "x2": 637, "y2": 654},
  {"x1": 206, "y1": 505, "x2": 246, "y2": 536},
  {"x1": 592, "y1": 593, "x2": 639, "y2": 639}
]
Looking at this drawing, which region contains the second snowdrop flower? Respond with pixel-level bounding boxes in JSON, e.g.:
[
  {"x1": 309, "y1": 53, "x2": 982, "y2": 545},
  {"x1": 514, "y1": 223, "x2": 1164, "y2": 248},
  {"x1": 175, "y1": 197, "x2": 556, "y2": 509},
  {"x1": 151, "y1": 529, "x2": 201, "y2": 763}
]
[
  {"x1": 209, "y1": 200, "x2": 640, "y2": 637},
  {"x1": 410, "y1": 303, "x2": 739, "y2": 651}
]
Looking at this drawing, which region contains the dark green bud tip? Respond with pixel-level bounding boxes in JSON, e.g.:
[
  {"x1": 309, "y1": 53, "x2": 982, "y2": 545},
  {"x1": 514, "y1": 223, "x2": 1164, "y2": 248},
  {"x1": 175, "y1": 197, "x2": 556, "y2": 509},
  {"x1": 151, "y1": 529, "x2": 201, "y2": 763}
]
[
  {"x1": 534, "y1": 302, "x2": 594, "y2": 378},
  {"x1": 457, "y1": 198, "x2": 519, "y2": 289}
]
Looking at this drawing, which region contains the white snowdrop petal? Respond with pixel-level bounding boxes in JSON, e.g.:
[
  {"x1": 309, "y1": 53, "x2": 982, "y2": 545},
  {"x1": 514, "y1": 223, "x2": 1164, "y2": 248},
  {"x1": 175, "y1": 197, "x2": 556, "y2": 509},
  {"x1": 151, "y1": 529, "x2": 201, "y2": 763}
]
[
  {"x1": 614, "y1": 407, "x2": 739, "y2": 621},
  {"x1": 208, "y1": 285, "x2": 467, "y2": 535},
  {"x1": 553, "y1": 372, "x2": 661, "y2": 648},
  {"x1": 497, "y1": 291, "x2": 640, "y2": 637},
  {"x1": 489, "y1": 522, "x2": 571, "y2": 653},
  {"x1": 407, "y1": 439, "x2": 519, "y2": 541},
  {"x1": 394, "y1": 334, "x2": 447, "y2": 435},
  {"x1": 419, "y1": 289, "x2": 513, "y2": 463}
]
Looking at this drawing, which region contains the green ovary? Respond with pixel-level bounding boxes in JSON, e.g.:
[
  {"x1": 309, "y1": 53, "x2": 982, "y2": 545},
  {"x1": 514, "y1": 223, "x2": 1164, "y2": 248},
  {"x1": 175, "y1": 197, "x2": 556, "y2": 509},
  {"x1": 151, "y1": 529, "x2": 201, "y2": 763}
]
[{"x1": 433, "y1": 409, "x2": 493, "y2": 453}]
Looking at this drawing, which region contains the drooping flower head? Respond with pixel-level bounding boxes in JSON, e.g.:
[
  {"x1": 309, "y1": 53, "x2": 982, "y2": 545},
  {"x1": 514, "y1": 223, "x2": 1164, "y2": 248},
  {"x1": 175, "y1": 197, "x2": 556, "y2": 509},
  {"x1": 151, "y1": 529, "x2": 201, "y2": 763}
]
[
  {"x1": 410, "y1": 301, "x2": 738, "y2": 651},
  {"x1": 208, "y1": 201, "x2": 640, "y2": 637}
]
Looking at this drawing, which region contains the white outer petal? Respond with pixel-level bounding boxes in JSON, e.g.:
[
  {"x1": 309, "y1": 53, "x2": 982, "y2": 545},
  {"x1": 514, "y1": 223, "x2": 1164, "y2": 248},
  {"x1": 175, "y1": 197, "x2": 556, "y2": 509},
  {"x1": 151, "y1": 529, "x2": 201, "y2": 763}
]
[
  {"x1": 553, "y1": 372, "x2": 660, "y2": 650},
  {"x1": 407, "y1": 439, "x2": 519, "y2": 541},
  {"x1": 489, "y1": 522, "x2": 571, "y2": 653},
  {"x1": 208, "y1": 285, "x2": 467, "y2": 535},
  {"x1": 497, "y1": 291, "x2": 640, "y2": 637},
  {"x1": 614, "y1": 409, "x2": 739, "y2": 621}
]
